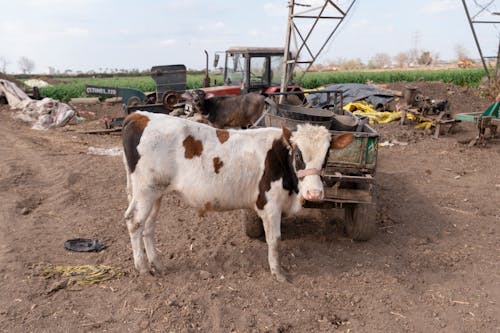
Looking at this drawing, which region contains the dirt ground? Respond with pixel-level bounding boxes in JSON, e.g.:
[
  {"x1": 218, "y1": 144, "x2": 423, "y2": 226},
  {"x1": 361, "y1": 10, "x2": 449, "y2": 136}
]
[{"x1": 0, "y1": 81, "x2": 498, "y2": 332}]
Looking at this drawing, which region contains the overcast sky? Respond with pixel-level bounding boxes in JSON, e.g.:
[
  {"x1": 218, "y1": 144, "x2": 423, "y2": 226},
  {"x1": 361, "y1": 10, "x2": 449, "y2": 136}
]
[{"x1": 0, "y1": 0, "x2": 498, "y2": 73}]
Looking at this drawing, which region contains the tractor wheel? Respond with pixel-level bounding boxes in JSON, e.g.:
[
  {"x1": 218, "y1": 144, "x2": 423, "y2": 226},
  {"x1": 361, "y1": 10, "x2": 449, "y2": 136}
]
[{"x1": 242, "y1": 210, "x2": 264, "y2": 238}]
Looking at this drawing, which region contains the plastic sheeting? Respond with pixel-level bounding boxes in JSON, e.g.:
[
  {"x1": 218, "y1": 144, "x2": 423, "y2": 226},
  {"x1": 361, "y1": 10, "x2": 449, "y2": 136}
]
[
  {"x1": 307, "y1": 83, "x2": 395, "y2": 109},
  {"x1": 0, "y1": 79, "x2": 75, "y2": 130}
]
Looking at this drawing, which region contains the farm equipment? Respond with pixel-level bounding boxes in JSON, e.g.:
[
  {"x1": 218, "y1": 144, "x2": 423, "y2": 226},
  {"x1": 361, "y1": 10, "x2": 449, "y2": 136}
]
[
  {"x1": 455, "y1": 99, "x2": 500, "y2": 145},
  {"x1": 85, "y1": 64, "x2": 187, "y2": 115},
  {"x1": 400, "y1": 86, "x2": 461, "y2": 138},
  {"x1": 203, "y1": 47, "x2": 305, "y2": 100},
  {"x1": 127, "y1": 64, "x2": 187, "y2": 114},
  {"x1": 244, "y1": 99, "x2": 379, "y2": 241}
]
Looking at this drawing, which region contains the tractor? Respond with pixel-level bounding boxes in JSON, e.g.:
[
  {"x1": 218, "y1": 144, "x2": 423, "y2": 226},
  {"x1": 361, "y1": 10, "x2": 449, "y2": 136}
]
[{"x1": 201, "y1": 47, "x2": 306, "y2": 103}]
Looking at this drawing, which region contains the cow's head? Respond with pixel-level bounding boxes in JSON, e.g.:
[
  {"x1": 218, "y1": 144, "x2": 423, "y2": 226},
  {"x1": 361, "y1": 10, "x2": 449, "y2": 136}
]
[
  {"x1": 182, "y1": 89, "x2": 207, "y2": 114},
  {"x1": 283, "y1": 124, "x2": 354, "y2": 202}
]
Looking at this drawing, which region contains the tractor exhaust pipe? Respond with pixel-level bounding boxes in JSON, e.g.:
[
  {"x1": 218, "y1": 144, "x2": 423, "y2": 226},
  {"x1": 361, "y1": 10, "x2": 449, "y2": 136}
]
[{"x1": 204, "y1": 50, "x2": 210, "y2": 88}]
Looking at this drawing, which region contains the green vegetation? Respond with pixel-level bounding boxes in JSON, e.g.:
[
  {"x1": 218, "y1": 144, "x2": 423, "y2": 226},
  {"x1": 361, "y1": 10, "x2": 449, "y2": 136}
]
[
  {"x1": 36, "y1": 68, "x2": 485, "y2": 101},
  {"x1": 298, "y1": 68, "x2": 485, "y2": 89},
  {"x1": 38, "y1": 74, "x2": 224, "y2": 102}
]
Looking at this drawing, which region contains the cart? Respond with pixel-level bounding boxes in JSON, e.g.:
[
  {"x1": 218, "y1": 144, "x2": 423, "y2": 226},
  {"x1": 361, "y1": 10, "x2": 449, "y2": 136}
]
[{"x1": 244, "y1": 99, "x2": 379, "y2": 241}]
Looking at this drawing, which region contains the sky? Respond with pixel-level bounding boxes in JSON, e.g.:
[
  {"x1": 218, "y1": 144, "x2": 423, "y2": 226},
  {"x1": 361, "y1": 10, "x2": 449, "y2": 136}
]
[{"x1": 0, "y1": 0, "x2": 499, "y2": 74}]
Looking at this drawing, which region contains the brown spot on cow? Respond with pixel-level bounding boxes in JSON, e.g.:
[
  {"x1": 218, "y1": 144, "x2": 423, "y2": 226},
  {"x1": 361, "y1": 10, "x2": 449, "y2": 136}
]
[
  {"x1": 213, "y1": 157, "x2": 224, "y2": 174},
  {"x1": 256, "y1": 135, "x2": 299, "y2": 210},
  {"x1": 183, "y1": 135, "x2": 203, "y2": 159},
  {"x1": 198, "y1": 202, "x2": 213, "y2": 217},
  {"x1": 122, "y1": 113, "x2": 150, "y2": 173},
  {"x1": 216, "y1": 129, "x2": 230, "y2": 144}
]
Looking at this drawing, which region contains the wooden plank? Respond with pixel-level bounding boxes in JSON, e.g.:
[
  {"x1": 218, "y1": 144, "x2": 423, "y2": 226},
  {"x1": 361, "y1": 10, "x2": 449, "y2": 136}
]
[
  {"x1": 324, "y1": 187, "x2": 372, "y2": 203},
  {"x1": 77, "y1": 128, "x2": 122, "y2": 135}
]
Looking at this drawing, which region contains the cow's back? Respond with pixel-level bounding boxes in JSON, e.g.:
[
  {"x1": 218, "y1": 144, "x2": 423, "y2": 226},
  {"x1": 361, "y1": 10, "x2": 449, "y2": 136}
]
[{"x1": 128, "y1": 111, "x2": 281, "y2": 210}]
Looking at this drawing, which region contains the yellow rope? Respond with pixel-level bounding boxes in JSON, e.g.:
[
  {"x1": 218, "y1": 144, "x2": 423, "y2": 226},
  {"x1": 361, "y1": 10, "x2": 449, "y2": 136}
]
[{"x1": 32, "y1": 262, "x2": 123, "y2": 285}]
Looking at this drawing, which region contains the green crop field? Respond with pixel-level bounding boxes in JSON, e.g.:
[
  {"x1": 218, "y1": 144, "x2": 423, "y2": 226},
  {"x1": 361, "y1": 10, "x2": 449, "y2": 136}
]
[{"x1": 36, "y1": 68, "x2": 485, "y2": 102}]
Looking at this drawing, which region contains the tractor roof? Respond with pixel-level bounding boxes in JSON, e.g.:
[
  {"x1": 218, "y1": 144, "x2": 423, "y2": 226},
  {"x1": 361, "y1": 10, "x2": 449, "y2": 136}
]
[{"x1": 226, "y1": 47, "x2": 285, "y2": 55}]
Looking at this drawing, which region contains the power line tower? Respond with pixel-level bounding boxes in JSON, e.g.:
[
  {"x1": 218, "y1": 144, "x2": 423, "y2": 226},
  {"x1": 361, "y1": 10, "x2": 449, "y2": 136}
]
[
  {"x1": 462, "y1": 0, "x2": 500, "y2": 81},
  {"x1": 279, "y1": 0, "x2": 357, "y2": 103}
]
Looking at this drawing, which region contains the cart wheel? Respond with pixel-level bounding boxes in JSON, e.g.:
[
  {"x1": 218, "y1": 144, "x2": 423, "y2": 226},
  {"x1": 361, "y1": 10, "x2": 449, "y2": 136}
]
[
  {"x1": 127, "y1": 96, "x2": 141, "y2": 107},
  {"x1": 343, "y1": 202, "x2": 376, "y2": 241},
  {"x1": 242, "y1": 210, "x2": 264, "y2": 238},
  {"x1": 162, "y1": 91, "x2": 180, "y2": 110}
]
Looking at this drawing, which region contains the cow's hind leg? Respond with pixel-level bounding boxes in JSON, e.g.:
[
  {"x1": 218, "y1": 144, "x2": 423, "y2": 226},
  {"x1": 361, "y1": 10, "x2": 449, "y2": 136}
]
[
  {"x1": 125, "y1": 192, "x2": 158, "y2": 274},
  {"x1": 259, "y1": 209, "x2": 287, "y2": 282},
  {"x1": 143, "y1": 195, "x2": 164, "y2": 273}
]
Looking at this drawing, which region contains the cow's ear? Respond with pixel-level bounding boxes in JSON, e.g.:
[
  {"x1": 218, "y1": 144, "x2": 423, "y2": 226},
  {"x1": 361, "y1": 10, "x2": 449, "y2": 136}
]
[
  {"x1": 281, "y1": 124, "x2": 292, "y2": 146},
  {"x1": 332, "y1": 133, "x2": 354, "y2": 149}
]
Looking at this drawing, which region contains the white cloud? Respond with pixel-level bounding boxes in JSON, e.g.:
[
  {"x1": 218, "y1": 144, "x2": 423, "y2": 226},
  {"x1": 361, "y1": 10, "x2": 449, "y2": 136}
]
[
  {"x1": 62, "y1": 27, "x2": 89, "y2": 36},
  {"x1": 197, "y1": 21, "x2": 227, "y2": 33},
  {"x1": 422, "y1": 0, "x2": 461, "y2": 14},
  {"x1": 248, "y1": 29, "x2": 260, "y2": 37},
  {"x1": 264, "y1": 2, "x2": 287, "y2": 17},
  {"x1": 160, "y1": 39, "x2": 176, "y2": 45}
]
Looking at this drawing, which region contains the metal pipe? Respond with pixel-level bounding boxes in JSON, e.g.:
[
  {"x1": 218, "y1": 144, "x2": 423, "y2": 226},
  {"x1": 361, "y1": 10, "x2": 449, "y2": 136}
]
[
  {"x1": 280, "y1": 0, "x2": 295, "y2": 104},
  {"x1": 461, "y1": 0, "x2": 490, "y2": 80},
  {"x1": 204, "y1": 50, "x2": 210, "y2": 87}
]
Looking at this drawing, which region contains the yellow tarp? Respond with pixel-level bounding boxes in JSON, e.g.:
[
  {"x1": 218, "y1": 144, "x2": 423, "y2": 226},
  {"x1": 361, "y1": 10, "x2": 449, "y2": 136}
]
[
  {"x1": 343, "y1": 102, "x2": 412, "y2": 124},
  {"x1": 343, "y1": 102, "x2": 433, "y2": 129}
]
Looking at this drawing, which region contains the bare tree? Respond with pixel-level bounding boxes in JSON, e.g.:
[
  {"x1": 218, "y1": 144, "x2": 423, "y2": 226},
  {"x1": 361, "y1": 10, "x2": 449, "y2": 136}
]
[
  {"x1": 432, "y1": 52, "x2": 441, "y2": 65},
  {"x1": 0, "y1": 56, "x2": 9, "y2": 73},
  {"x1": 418, "y1": 51, "x2": 433, "y2": 66},
  {"x1": 18, "y1": 56, "x2": 35, "y2": 74},
  {"x1": 329, "y1": 58, "x2": 365, "y2": 71},
  {"x1": 407, "y1": 48, "x2": 419, "y2": 66},
  {"x1": 455, "y1": 44, "x2": 470, "y2": 61},
  {"x1": 393, "y1": 52, "x2": 409, "y2": 68},
  {"x1": 368, "y1": 53, "x2": 392, "y2": 69}
]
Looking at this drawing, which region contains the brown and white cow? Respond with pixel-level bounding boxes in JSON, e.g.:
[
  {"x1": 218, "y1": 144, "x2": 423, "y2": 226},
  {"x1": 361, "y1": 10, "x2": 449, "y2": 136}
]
[
  {"x1": 183, "y1": 89, "x2": 265, "y2": 129},
  {"x1": 122, "y1": 111, "x2": 353, "y2": 281}
]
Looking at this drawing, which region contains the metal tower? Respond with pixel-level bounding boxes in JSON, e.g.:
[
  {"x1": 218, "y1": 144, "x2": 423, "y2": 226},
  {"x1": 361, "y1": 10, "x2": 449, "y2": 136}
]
[
  {"x1": 279, "y1": 0, "x2": 357, "y2": 102},
  {"x1": 462, "y1": 0, "x2": 500, "y2": 81}
]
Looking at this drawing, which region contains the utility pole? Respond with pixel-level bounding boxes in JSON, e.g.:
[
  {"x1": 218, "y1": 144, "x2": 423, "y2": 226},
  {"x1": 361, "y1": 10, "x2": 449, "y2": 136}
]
[{"x1": 279, "y1": 0, "x2": 356, "y2": 104}]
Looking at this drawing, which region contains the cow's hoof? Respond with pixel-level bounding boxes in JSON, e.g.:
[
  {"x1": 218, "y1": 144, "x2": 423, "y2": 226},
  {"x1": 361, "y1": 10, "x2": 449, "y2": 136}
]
[
  {"x1": 135, "y1": 261, "x2": 150, "y2": 274},
  {"x1": 273, "y1": 271, "x2": 289, "y2": 283},
  {"x1": 150, "y1": 261, "x2": 167, "y2": 275}
]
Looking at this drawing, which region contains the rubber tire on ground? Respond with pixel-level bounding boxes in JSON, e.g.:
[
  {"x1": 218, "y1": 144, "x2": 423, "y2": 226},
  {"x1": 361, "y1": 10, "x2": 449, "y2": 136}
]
[
  {"x1": 343, "y1": 202, "x2": 376, "y2": 241},
  {"x1": 242, "y1": 210, "x2": 265, "y2": 238}
]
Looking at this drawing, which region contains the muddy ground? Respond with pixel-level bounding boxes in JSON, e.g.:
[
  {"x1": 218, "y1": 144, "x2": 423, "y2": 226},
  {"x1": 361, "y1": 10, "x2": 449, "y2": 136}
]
[{"x1": 0, "y1": 81, "x2": 498, "y2": 332}]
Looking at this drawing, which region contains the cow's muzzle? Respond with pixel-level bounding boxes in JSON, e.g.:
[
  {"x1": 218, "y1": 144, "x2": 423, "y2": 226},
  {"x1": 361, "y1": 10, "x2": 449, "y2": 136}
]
[
  {"x1": 297, "y1": 168, "x2": 324, "y2": 201},
  {"x1": 304, "y1": 189, "x2": 323, "y2": 201}
]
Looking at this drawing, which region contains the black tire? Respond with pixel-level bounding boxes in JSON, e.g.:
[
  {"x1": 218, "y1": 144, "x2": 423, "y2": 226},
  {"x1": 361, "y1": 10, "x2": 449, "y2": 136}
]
[
  {"x1": 242, "y1": 210, "x2": 264, "y2": 238},
  {"x1": 342, "y1": 184, "x2": 377, "y2": 241},
  {"x1": 343, "y1": 201, "x2": 376, "y2": 241}
]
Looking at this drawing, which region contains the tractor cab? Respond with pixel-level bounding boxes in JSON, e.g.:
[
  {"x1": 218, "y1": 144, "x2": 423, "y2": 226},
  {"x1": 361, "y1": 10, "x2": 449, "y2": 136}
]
[{"x1": 204, "y1": 47, "x2": 304, "y2": 99}]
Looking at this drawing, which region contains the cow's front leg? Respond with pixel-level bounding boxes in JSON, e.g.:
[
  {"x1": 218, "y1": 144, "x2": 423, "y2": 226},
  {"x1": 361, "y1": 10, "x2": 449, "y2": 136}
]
[
  {"x1": 259, "y1": 209, "x2": 287, "y2": 282},
  {"x1": 143, "y1": 196, "x2": 165, "y2": 274}
]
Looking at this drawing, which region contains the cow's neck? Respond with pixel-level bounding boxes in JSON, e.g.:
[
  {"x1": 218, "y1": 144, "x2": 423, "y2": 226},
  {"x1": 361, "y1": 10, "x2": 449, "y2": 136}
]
[{"x1": 257, "y1": 137, "x2": 299, "y2": 209}]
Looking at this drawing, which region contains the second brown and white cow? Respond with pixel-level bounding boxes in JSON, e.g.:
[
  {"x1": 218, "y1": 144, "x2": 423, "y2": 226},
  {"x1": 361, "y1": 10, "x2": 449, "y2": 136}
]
[{"x1": 122, "y1": 111, "x2": 353, "y2": 281}]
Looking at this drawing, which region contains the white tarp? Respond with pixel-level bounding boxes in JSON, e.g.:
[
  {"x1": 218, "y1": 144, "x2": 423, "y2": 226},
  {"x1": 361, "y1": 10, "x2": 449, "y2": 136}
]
[
  {"x1": 0, "y1": 79, "x2": 75, "y2": 130},
  {"x1": 24, "y1": 79, "x2": 51, "y2": 88}
]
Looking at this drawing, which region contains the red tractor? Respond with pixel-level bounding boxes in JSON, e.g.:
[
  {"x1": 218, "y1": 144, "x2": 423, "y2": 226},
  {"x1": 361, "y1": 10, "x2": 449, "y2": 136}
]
[{"x1": 201, "y1": 47, "x2": 305, "y2": 102}]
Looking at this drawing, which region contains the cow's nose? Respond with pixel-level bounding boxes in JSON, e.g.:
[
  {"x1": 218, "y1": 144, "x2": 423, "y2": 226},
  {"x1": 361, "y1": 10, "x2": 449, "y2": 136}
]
[{"x1": 305, "y1": 189, "x2": 323, "y2": 201}]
